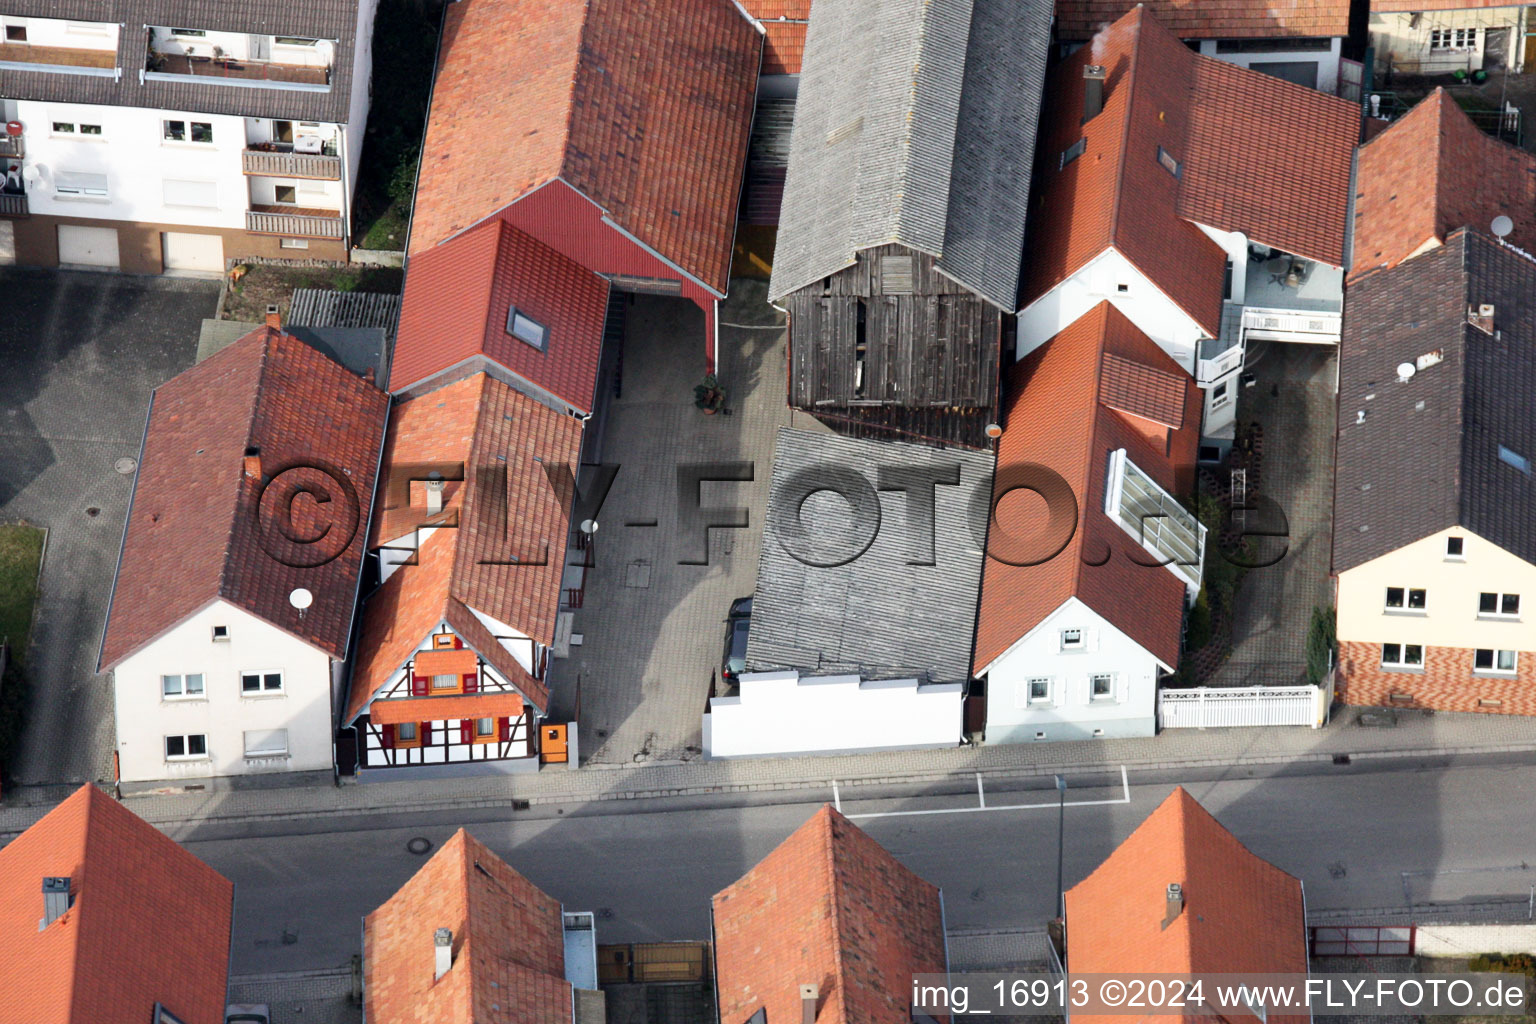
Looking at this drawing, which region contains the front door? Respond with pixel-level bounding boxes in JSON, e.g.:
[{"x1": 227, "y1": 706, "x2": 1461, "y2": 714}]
[{"x1": 1485, "y1": 27, "x2": 1510, "y2": 70}]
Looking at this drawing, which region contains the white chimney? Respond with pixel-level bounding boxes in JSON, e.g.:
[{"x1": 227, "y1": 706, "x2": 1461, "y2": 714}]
[
  {"x1": 800, "y1": 983, "x2": 819, "y2": 1024},
  {"x1": 1161, "y1": 882, "x2": 1184, "y2": 930},
  {"x1": 425, "y1": 478, "x2": 445, "y2": 515},
  {"x1": 434, "y1": 927, "x2": 453, "y2": 980}
]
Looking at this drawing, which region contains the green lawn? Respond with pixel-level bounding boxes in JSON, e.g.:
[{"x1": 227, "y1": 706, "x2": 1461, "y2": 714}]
[{"x1": 0, "y1": 524, "x2": 44, "y2": 666}]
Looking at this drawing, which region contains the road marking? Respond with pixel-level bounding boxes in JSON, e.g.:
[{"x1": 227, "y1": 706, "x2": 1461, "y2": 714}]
[
  {"x1": 976, "y1": 772, "x2": 986, "y2": 809},
  {"x1": 846, "y1": 765, "x2": 1131, "y2": 821}
]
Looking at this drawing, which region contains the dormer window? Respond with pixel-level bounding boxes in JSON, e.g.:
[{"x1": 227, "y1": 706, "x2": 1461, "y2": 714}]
[
  {"x1": 507, "y1": 307, "x2": 547, "y2": 350},
  {"x1": 1157, "y1": 146, "x2": 1181, "y2": 177},
  {"x1": 1060, "y1": 138, "x2": 1086, "y2": 170}
]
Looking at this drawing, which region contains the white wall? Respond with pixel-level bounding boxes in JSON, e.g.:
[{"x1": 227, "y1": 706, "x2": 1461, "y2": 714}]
[
  {"x1": 1337, "y1": 525, "x2": 1536, "y2": 652},
  {"x1": 148, "y1": 27, "x2": 335, "y2": 69},
  {"x1": 1415, "y1": 923, "x2": 1536, "y2": 956},
  {"x1": 0, "y1": 15, "x2": 117, "y2": 54},
  {"x1": 1196, "y1": 37, "x2": 1343, "y2": 94},
  {"x1": 703, "y1": 671, "x2": 962, "y2": 757},
  {"x1": 1370, "y1": 9, "x2": 1527, "y2": 74},
  {"x1": 980, "y1": 596, "x2": 1163, "y2": 743},
  {"x1": 1016, "y1": 247, "x2": 1206, "y2": 375},
  {"x1": 17, "y1": 100, "x2": 247, "y2": 228},
  {"x1": 345, "y1": 0, "x2": 380, "y2": 188},
  {"x1": 112, "y1": 600, "x2": 335, "y2": 783},
  {"x1": 351, "y1": 618, "x2": 531, "y2": 723}
]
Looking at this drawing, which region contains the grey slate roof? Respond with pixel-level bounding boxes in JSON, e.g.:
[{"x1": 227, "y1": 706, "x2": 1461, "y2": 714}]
[
  {"x1": 767, "y1": 0, "x2": 1051, "y2": 309},
  {"x1": 0, "y1": 0, "x2": 362, "y2": 122},
  {"x1": 1334, "y1": 230, "x2": 1536, "y2": 571},
  {"x1": 746, "y1": 427, "x2": 993, "y2": 683}
]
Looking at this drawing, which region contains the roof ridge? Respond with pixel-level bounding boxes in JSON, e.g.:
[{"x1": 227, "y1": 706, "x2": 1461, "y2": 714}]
[
  {"x1": 1106, "y1": 7, "x2": 1145, "y2": 254},
  {"x1": 819, "y1": 808, "x2": 853, "y2": 1022},
  {"x1": 216, "y1": 329, "x2": 277, "y2": 603},
  {"x1": 558, "y1": 0, "x2": 600, "y2": 186},
  {"x1": 60, "y1": 786, "x2": 95, "y2": 1021}
]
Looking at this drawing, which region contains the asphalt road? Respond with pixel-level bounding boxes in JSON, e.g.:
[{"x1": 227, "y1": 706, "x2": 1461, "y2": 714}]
[{"x1": 186, "y1": 755, "x2": 1536, "y2": 975}]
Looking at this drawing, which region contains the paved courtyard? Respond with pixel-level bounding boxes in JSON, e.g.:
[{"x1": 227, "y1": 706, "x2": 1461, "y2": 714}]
[
  {"x1": 0, "y1": 268, "x2": 216, "y2": 786},
  {"x1": 548, "y1": 279, "x2": 829, "y2": 764},
  {"x1": 1208, "y1": 342, "x2": 1337, "y2": 687}
]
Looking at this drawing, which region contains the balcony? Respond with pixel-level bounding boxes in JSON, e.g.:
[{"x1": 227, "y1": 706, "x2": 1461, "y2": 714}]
[
  {"x1": 242, "y1": 148, "x2": 342, "y2": 180},
  {"x1": 246, "y1": 205, "x2": 343, "y2": 239},
  {"x1": 0, "y1": 135, "x2": 21, "y2": 159},
  {"x1": 1240, "y1": 250, "x2": 1343, "y2": 344},
  {"x1": 145, "y1": 53, "x2": 330, "y2": 92},
  {"x1": 0, "y1": 192, "x2": 29, "y2": 217},
  {"x1": 0, "y1": 41, "x2": 117, "y2": 76}
]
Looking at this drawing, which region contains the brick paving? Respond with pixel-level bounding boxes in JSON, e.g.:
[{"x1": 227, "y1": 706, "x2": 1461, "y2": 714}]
[
  {"x1": 0, "y1": 269, "x2": 217, "y2": 786},
  {"x1": 548, "y1": 278, "x2": 829, "y2": 764},
  {"x1": 227, "y1": 968, "x2": 360, "y2": 1024},
  {"x1": 1209, "y1": 343, "x2": 1337, "y2": 687}
]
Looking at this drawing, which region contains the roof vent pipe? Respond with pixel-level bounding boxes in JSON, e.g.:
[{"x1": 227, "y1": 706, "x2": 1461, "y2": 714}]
[
  {"x1": 1083, "y1": 65, "x2": 1107, "y2": 122},
  {"x1": 434, "y1": 927, "x2": 454, "y2": 981}
]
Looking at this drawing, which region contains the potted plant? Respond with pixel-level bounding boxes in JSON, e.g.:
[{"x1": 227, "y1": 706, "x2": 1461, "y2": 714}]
[{"x1": 694, "y1": 374, "x2": 726, "y2": 415}]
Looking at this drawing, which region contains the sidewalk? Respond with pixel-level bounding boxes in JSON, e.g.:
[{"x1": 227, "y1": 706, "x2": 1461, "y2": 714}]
[{"x1": 3, "y1": 706, "x2": 1534, "y2": 836}]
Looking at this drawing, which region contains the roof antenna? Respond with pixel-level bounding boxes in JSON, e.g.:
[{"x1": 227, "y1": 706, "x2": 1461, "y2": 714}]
[{"x1": 1492, "y1": 215, "x2": 1514, "y2": 245}]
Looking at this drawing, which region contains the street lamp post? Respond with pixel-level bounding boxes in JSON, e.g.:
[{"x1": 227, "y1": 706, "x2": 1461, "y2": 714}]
[{"x1": 1054, "y1": 774, "x2": 1068, "y2": 919}]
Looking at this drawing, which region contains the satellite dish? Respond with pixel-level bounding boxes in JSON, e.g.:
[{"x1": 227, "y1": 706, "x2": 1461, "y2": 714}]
[
  {"x1": 1492, "y1": 215, "x2": 1514, "y2": 238},
  {"x1": 984, "y1": 423, "x2": 1004, "y2": 438},
  {"x1": 1396, "y1": 362, "x2": 1417, "y2": 381},
  {"x1": 579, "y1": 519, "x2": 599, "y2": 535},
  {"x1": 288, "y1": 587, "x2": 314, "y2": 610}
]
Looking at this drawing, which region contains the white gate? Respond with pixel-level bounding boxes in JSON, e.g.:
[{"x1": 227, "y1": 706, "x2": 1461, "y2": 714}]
[{"x1": 1158, "y1": 684, "x2": 1325, "y2": 729}]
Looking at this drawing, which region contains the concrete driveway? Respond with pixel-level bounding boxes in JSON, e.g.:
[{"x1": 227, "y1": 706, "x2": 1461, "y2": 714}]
[
  {"x1": 548, "y1": 279, "x2": 829, "y2": 765},
  {"x1": 0, "y1": 267, "x2": 217, "y2": 788}
]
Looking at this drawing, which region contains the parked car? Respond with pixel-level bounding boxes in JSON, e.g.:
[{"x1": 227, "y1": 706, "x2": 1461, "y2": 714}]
[{"x1": 719, "y1": 596, "x2": 752, "y2": 692}]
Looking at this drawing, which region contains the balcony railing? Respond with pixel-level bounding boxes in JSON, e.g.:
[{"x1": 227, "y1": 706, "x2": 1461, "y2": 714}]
[
  {"x1": 246, "y1": 207, "x2": 343, "y2": 239},
  {"x1": 0, "y1": 135, "x2": 21, "y2": 159},
  {"x1": 242, "y1": 149, "x2": 342, "y2": 180},
  {"x1": 0, "y1": 41, "x2": 116, "y2": 74},
  {"x1": 0, "y1": 193, "x2": 30, "y2": 217},
  {"x1": 145, "y1": 52, "x2": 330, "y2": 92}
]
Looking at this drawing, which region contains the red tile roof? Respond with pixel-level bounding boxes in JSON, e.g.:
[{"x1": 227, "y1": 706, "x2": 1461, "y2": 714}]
[
  {"x1": 712, "y1": 805, "x2": 947, "y2": 1024},
  {"x1": 760, "y1": 20, "x2": 807, "y2": 75},
  {"x1": 1022, "y1": 9, "x2": 1355, "y2": 330},
  {"x1": 347, "y1": 374, "x2": 583, "y2": 719},
  {"x1": 1053, "y1": 0, "x2": 1349, "y2": 41},
  {"x1": 1352, "y1": 89, "x2": 1536, "y2": 281},
  {"x1": 1101, "y1": 352, "x2": 1187, "y2": 427},
  {"x1": 407, "y1": 0, "x2": 760, "y2": 294},
  {"x1": 0, "y1": 785, "x2": 232, "y2": 1024},
  {"x1": 365, "y1": 828, "x2": 572, "y2": 1024},
  {"x1": 390, "y1": 219, "x2": 612, "y2": 408},
  {"x1": 974, "y1": 302, "x2": 1200, "y2": 673},
  {"x1": 1065, "y1": 787, "x2": 1307, "y2": 1024},
  {"x1": 99, "y1": 327, "x2": 388, "y2": 671}
]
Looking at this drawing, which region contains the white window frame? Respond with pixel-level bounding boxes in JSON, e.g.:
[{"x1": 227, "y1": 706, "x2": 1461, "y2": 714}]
[
  {"x1": 1384, "y1": 586, "x2": 1427, "y2": 613},
  {"x1": 1474, "y1": 648, "x2": 1517, "y2": 675},
  {"x1": 1104, "y1": 448, "x2": 1206, "y2": 591},
  {"x1": 1445, "y1": 535, "x2": 1465, "y2": 560},
  {"x1": 161, "y1": 673, "x2": 206, "y2": 700},
  {"x1": 240, "y1": 669, "x2": 285, "y2": 696},
  {"x1": 243, "y1": 728, "x2": 289, "y2": 758},
  {"x1": 1090, "y1": 673, "x2": 1116, "y2": 702},
  {"x1": 164, "y1": 733, "x2": 208, "y2": 761},
  {"x1": 279, "y1": 238, "x2": 310, "y2": 250},
  {"x1": 211, "y1": 625, "x2": 229, "y2": 641},
  {"x1": 1018, "y1": 676, "x2": 1054, "y2": 707},
  {"x1": 1477, "y1": 591, "x2": 1520, "y2": 619},
  {"x1": 1380, "y1": 642, "x2": 1424, "y2": 669},
  {"x1": 1210, "y1": 381, "x2": 1230, "y2": 410},
  {"x1": 1060, "y1": 628, "x2": 1084, "y2": 651}
]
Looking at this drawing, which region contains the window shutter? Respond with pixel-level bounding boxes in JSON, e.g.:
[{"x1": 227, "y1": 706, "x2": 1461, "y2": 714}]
[
  {"x1": 411, "y1": 672, "x2": 428, "y2": 696},
  {"x1": 420, "y1": 722, "x2": 431, "y2": 745},
  {"x1": 380, "y1": 724, "x2": 396, "y2": 749},
  {"x1": 1117, "y1": 675, "x2": 1129, "y2": 703},
  {"x1": 498, "y1": 716, "x2": 511, "y2": 742},
  {"x1": 1086, "y1": 628, "x2": 1100, "y2": 652},
  {"x1": 463, "y1": 670, "x2": 478, "y2": 694},
  {"x1": 459, "y1": 719, "x2": 473, "y2": 744}
]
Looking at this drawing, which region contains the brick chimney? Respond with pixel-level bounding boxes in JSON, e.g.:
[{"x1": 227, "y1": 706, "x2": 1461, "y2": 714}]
[
  {"x1": 243, "y1": 446, "x2": 262, "y2": 480},
  {"x1": 264, "y1": 303, "x2": 281, "y2": 330}
]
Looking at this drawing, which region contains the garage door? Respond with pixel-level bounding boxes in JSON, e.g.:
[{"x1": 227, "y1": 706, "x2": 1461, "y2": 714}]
[
  {"x1": 57, "y1": 225, "x2": 120, "y2": 269},
  {"x1": 161, "y1": 232, "x2": 224, "y2": 274}
]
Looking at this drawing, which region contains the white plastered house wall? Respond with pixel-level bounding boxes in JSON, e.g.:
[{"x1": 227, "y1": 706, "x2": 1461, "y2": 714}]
[
  {"x1": 1370, "y1": 7, "x2": 1529, "y2": 75},
  {"x1": 1337, "y1": 525, "x2": 1536, "y2": 654},
  {"x1": 978, "y1": 596, "x2": 1167, "y2": 743},
  {"x1": 112, "y1": 599, "x2": 336, "y2": 784}
]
